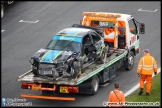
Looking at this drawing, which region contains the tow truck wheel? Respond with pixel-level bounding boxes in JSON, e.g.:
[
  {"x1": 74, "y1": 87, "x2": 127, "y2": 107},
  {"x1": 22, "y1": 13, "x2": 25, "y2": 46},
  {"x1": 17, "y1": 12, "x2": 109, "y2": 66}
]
[
  {"x1": 91, "y1": 75, "x2": 99, "y2": 95},
  {"x1": 1, "y1": 4, "x2": 4, "y2": 19},
  {"x1": 99, "y1": 47, "x2": 108, "y2": 64},
  {"x1": 125, "y1": 51, "x2": 134, "y2": 71}
]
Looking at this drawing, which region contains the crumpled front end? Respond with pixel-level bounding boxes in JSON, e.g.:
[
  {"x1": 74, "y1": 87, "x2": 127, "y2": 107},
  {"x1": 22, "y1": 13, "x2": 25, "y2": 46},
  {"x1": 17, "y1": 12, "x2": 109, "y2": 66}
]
[{"x1": 38, "y1": 61, "x2": 74, "y2": 80}]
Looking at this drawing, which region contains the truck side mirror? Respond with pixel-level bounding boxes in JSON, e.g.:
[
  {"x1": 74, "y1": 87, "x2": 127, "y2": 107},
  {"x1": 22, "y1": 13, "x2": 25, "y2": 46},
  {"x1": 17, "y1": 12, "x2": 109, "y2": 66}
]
[
  {"x1": 139, "y1": 23, "x2": 145, "y2": 34},
  {"x1": 80, "y1": 20, "x2": 83, "y2": 24}
]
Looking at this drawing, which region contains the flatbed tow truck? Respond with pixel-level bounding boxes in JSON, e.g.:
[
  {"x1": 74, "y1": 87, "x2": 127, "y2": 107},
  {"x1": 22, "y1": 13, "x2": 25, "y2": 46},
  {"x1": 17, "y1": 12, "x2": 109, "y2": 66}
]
[
  {"x1": 17, "y1": 49, "x2": 127, "y2": 101},
  {"x1": 17, "y1": 12, "x2": 145, "y2": 101}
]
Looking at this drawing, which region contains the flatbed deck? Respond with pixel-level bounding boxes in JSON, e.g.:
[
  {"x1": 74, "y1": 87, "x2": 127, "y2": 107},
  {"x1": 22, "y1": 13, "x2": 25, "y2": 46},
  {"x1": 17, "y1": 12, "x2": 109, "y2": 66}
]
[{"x1": 17, "y1": 49, "x2": 127, "y2": 85}]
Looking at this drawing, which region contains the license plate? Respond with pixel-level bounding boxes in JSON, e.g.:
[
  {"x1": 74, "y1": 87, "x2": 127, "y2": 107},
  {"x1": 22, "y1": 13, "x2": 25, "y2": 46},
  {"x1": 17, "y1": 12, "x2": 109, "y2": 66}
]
[
  {"x1": 44, "y1": 71, "x2": 52, "y2": 74},
  {"x1": 60, "y1": 86, "x2": 69, "y2": 93},
  {"x1": 32, "y1": 84, "x2": 41, "y2": 90}
]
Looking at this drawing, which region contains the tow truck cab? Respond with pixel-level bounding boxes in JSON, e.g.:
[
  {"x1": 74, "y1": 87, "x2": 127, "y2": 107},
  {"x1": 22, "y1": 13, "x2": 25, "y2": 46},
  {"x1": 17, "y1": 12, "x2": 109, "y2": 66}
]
[{"x1": 80, "y1": 12, "x2": 145, "y2": 57}]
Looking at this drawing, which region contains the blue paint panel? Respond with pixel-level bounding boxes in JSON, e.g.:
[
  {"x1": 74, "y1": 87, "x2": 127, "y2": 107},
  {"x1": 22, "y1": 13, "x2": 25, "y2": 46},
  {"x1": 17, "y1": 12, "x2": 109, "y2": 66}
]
[
  {"x1": 41, "y1": 50, "x2": 61, "y2": 63},
  {"x1": 52, "y1": 36, "x2": 82, "y2": 42}
]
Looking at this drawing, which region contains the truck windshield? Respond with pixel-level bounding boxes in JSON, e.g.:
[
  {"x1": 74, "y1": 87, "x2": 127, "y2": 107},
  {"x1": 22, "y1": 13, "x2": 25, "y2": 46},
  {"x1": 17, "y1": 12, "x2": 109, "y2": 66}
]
[
  {"x1": 91, "y1": 20, "x2": 115, "y2": 28},
  {"x1": 46, "y1": 40, "x2": 81, "y2": 52}
]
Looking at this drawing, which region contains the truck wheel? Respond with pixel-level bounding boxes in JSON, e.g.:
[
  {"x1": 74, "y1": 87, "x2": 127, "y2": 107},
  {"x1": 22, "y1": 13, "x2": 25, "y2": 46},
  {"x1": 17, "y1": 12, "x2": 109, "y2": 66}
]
[
  {"x1": 1, "y1": 4, "x2": 4, "y2": 19},
  {"x1": 99, "y1": 47, "x2": 107, "y2": 64},
  {"x1": 72, "y1": 61, "x2": 79, "y2": 78},
  {"x1": 91, "y1": 75, "x2": 99, "y2": 95},
  {"x1": 125, "y1": 51, "x2": 134, "y2": 71}
]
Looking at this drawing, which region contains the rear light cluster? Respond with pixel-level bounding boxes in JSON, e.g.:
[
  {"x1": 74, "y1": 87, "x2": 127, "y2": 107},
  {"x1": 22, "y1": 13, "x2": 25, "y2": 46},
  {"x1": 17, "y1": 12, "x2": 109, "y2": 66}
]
[
  {"x1": 21, "y1": 83, "x2": 78, "y2": 93},
  {"x1": 67, "y1": 86, "x2": 78, "y2": 93},
  {"x1": 21, "y1": 83, "x2": 56, "y2": 91},
  {"x1": 21, "y1": 83, "x2": 32, "y2": 89}
]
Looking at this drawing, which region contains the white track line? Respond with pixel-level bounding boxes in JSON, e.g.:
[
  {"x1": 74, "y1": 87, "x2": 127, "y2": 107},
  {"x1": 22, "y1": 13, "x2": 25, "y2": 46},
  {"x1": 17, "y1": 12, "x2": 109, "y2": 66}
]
[
  {"x1": 19, "y1": 20, "x2": 39, "y2": 23},
  {"x1": 1, "y1": 30, "x2": 5, "y2": 32},
  {"x1": 124, "y1": 67, "x2": 161, "y2": 97},
  {"x1": 138, "y1": 8, "x2": 158, "y2": 12}
]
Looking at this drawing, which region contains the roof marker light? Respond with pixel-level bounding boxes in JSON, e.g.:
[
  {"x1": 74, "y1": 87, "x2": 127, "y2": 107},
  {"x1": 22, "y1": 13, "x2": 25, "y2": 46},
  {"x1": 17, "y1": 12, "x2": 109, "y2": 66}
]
[{"x1": 82, "y1": 12, "x2": 121, "y2": 18}]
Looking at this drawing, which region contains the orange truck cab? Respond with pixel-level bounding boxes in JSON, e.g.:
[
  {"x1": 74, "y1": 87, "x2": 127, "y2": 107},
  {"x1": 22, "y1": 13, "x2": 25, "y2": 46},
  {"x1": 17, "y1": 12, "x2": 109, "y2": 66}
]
[{"x1": 80, "y1": 12, "x2": 145, "y2": 56}]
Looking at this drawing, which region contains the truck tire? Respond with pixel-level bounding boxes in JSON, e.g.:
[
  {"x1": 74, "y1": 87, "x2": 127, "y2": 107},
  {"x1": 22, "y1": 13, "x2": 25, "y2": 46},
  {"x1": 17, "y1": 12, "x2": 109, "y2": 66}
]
[
  {"x1": 72, "y1": 61, "x2": 79, "y2": 78},
  {"x1": 125, "y1": 51, "x2": 134, "y2": 71},
  {"x1": 99, "y1": 47, "x2": 108, "y2": 64},
  {"x1": 1, "y1": 4, "x2": 4, "y2": 19},
  {"x1": 91, "y1": 75, "x2": 99, "y2": 95}
]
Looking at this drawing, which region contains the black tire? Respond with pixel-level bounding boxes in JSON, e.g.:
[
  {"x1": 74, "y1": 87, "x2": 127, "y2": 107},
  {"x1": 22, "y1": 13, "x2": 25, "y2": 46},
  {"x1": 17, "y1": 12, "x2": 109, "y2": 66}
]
[
  {"x1": 31, "y1": 60, "x2": 38, "y2": 76},
  {"x1": 91, "y1": 75, "x2": 99, "y2": 95},
  {"x1": 72, "y1": 61, "x2": 79, "y2": 78},
  {"x1": 104, "y1": 43, "x2": 109, "y2": 51},
  {"x1": 125, "y1": 51, "x2": 134, "y2": 71},
  {"x1": 99, "y1": 47, "x2": 108, "y2": 64},
  {"x1": 32, "y1": 69, "x2": 38, "y2": 76}
]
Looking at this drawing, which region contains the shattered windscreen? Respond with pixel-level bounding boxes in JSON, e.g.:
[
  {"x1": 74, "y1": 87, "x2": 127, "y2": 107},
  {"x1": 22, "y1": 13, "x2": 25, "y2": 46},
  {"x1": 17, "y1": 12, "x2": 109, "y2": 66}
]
[{"x1": 46, "y1": 36, "x2": 82, "y2": 52}]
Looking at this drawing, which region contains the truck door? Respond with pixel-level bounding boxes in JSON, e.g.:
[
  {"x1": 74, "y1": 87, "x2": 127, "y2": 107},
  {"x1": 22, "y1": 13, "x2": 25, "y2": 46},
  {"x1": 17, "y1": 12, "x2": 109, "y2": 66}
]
[{"x1": 128, "y1": 18, "x2": 139, "y2": 48}]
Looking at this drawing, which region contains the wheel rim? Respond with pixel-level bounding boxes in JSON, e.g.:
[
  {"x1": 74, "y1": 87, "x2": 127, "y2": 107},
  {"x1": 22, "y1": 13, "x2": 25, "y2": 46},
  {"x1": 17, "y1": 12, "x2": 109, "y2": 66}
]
[
  {"x1": 103, "y1": 51, "x2": 106, "y2": 62},
  {"x1": 93, "y1": 78, "x2": 98, "y2": 92},
  {"x1": 71, "y1": 67, "x2": 74, "y2": 76},
  {"x1": 129, "y1": 55, "x2": 134, "y2": 65},
  {"x1": 102, "y1": 49, "x2": 107, "y2": 62}
]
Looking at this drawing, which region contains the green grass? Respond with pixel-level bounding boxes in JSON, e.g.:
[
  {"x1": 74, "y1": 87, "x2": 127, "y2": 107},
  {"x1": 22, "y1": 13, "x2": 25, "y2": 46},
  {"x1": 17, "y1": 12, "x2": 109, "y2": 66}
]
[{"x1": 125, "y1": 72, "x2": 161, "y2": 107}]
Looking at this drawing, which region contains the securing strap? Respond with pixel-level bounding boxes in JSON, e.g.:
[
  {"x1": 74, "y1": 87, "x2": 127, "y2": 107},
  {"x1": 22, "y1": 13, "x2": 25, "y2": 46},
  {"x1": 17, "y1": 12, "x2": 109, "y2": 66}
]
[{"x1": 113, "y1": 90, "x2": 121, "y2": 102}]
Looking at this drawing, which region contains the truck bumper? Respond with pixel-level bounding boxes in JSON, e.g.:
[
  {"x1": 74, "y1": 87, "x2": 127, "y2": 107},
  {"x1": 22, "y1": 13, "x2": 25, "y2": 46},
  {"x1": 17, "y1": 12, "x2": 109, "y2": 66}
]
[{"x1": 20, "y1": 94, "x2": 75, "y2": 101}]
